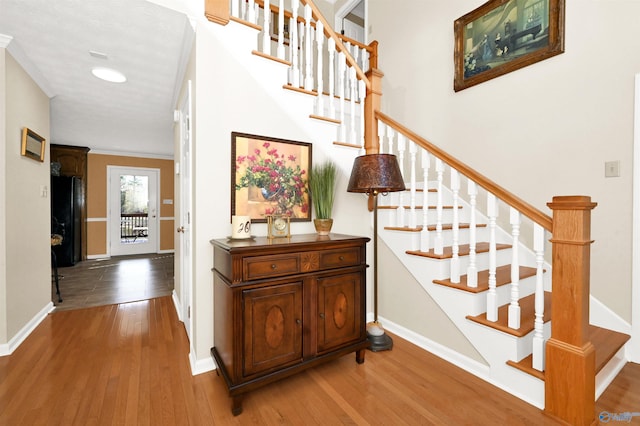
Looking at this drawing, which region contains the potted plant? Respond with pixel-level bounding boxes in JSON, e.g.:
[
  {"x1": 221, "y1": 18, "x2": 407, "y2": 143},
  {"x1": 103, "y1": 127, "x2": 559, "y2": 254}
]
[{"x1": 309, "y1": 161, "x2": 337, "y2": 235}]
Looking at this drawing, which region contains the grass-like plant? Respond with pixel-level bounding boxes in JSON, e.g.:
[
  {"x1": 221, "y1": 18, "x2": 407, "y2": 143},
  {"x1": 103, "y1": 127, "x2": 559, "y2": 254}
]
[{"x1": 310, "y1": 161, "x2": 337, "y2": 219}]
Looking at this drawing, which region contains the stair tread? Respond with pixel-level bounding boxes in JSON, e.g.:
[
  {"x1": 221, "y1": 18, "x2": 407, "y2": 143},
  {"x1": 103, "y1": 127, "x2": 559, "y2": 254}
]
[
  {"x1": 506, "y1": 325, "x2": 630, "y2": 379},
  {"x1": 379, "y1": 205, "x2": 462, "y2": 210},
  {"x1": 433, "y1": 265, "x2": 538, "y2": 294},
  {"x1": 406, "y1": 242, "x2": 512, "y2": 260},
  {"x1": 466, "y1": 291, "x2": 552, "y2": 338},
  {"x1": 385, "y1": 223, "x2": 487, "y2": 233}
]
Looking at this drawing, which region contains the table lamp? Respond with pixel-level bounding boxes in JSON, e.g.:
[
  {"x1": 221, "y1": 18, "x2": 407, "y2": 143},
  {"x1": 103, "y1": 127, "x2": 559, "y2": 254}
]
[{"x1": 347, "y1": 153, "x2": 406, "y2": 351}]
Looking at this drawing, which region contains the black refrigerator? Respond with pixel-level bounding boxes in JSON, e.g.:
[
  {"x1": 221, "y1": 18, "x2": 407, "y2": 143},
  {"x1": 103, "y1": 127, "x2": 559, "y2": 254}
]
[{"x1": 51, "y1": 175, "x2": 82, "y2": 266}]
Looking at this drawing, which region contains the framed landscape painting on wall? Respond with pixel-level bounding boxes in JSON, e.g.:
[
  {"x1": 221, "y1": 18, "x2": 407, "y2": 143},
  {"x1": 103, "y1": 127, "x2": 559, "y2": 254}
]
[
  {"x1": 454, "y1": 0, "x2": 565, "y2": 91},
  {"x1": 231, "y1": 132, "x2": 312, "y2": 223}
]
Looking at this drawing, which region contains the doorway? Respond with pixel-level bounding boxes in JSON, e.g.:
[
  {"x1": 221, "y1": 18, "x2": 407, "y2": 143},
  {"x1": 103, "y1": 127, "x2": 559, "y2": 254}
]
[
  {"x1": 336, "y1": 0, "x2": 366, "y2": 44},
  {"x1": 108, "y1": 166, "x2": 160, "y2": 256}
]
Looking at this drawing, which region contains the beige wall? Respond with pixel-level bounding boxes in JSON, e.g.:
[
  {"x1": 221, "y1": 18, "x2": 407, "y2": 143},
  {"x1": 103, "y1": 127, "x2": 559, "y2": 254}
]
[
  {"x1": 1, "y1": 49, "x2": 51, "y2": 342},
  {"x1": 368, "y1": 0, "x2": 636, "y2": 336},
  {"x1": 86, "y1": 153, "x2": 175, "y2": 256}
]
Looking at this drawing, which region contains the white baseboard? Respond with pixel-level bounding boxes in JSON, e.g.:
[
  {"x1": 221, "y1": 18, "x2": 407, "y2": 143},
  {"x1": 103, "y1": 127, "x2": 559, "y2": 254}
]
[
  {"x1": 0, "y1": 301, "x2": 54, "y2": 356},
  {"x1": 86, "y1": 254, "x2": 110, "y2": 260},
  {"x1": 378, "y1": 315, "x2": 490, "y2": 379},
  {"x1": 172, "y1": 290, "x2": 183, "y2": 322},
  {"x1": 191, "y1": 352, "x2": 216, "y2": 375}
]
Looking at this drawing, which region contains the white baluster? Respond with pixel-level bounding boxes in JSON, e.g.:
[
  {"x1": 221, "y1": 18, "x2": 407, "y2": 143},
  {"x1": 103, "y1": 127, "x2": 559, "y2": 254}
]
[
  {"x1": 304, "y1": 5, "x2": 314, "y2": 91},
  {"x1": 486, "y1": 193, "x2": 499, "y2": 322},
  {"x1": 450, "y1": 169, "x2": 460, "y2": 283},
  {"x1": 231, "y1": 0, "x2": 240, "y2": 19},
  {"x1": 408, "y1": 141, "x2": 417, "y2": 229},
  {"x1": 248, "y1": 0, "x2": 256, "y2": 24},
  {"x1": 289, "y1": 1, "x2": 299, "y2": 86},
  {"x1": 262, "y1": 0, "x2": 271, "y2": 55},
  {"x1": 338, "y1": 51, "x2": 346, "y2": 141},
  {"x1": 359, "y1": 79, "x2": 366, "y2": 148},
  {"x1": 396, "y1": 135, "x2": 407, "y2": 228},
  {"x1": 532, "y1": 224, "x2": 546, "y2": 371},
  {"x1": 298, "y1": 21, "x2": 305, "y2": 86},
  {"x1": 420, "y1": 150, "x2": 430, "y2": 252},
  {"x1": 378, "y1": 121, "x2": 387, "y2": 153},
  {"x1": 240, "y1": 0, "x2": 247, "y2": 20},
  {"x1": 385, "y1": 127, "x2": 395, "y2": 156},
  {"x1": 349, "y1": 67, "x2": 357, "y2": 146},
  {"x1": 315, "y1": 21, "x2": 324, "y2": 116},
  {"x1": 328, "y1": 38, "x2": 336, "y2": 119},
  {"x1": 276, "y1": 0, "x2": 285, "y2": 59},
  {"x1": 508, "y1": 208, "x2": 521, "y2": 329},
  {"x1": 434, "y1": 159, "x2": 444, "y2": 255},
  {"x1": 466, "y1": 181, "x2": 478, "y2": 288}
]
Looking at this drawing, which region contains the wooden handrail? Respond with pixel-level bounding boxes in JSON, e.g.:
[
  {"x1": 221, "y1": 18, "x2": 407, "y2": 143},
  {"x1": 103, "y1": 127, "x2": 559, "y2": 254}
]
[{"x1": 375, "y1": 110, "x2": 553, "y2": 231}]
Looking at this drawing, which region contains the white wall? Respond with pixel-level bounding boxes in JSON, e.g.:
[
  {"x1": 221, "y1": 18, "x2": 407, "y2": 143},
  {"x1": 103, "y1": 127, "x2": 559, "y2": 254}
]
[
  {"x1": 1, "y1": 49, "x2": 51, "y2": 343},
  {"x1": 368, "y1": 0, "x2": 637, "y2": 327}
]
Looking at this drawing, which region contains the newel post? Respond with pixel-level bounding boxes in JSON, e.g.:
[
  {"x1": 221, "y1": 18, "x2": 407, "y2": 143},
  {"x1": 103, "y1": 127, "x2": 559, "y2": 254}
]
[
  {"x1": 545, "y1": 196, "x2": 598, "y2": 426},
  {"x1": 364, "y1": 68, "x2": 384, "y2": 155},
  {"x1": 205, "y1": 0, "x2": 230, "y2": 25}
]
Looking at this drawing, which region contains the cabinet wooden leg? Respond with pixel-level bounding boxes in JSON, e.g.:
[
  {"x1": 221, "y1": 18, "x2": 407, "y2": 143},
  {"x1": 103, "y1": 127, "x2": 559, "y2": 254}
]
[
  {"x1": 355, "y1": 348, "x2": 366, "y2": 364},
  {"x1": 231, "y1": 395, "x2": 244, "y2": 416}
]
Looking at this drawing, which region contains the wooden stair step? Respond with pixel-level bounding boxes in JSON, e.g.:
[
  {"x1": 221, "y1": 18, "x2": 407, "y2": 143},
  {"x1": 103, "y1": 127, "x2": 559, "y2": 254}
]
[
  {"x1": 379, "y1": 205, "x2": 462, "y2": 210},
  {"x1": 465, "y1": 291, "x2": 552, "y2": 338},
  {"x1": 385, "y1": 223, "x2": 487, "y2": 233},
  {"x1": 506, "y1": 325, "x2": 630, "y2": 380},
  {"x1": 406, "y1": 242, "x2": 511, "y2": 260},
  {"x1": 433, "y1": 265, "x2": 538, "y2": 294}
]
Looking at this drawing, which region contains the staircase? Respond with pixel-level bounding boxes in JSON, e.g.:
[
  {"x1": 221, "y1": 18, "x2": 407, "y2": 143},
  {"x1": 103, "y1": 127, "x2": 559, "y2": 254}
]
[{"x1": 203, "y1": 0, "x2": 631, "y2": 423}]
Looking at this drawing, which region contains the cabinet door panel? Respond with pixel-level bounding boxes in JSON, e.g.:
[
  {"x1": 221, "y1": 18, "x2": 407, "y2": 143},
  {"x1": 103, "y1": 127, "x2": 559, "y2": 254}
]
[
  {"x1": 317, "y1": 272, "x2": 361, "y2": 353},
  {"x1": 243, "y1": 282, "x2": 303, "y2": 377}
]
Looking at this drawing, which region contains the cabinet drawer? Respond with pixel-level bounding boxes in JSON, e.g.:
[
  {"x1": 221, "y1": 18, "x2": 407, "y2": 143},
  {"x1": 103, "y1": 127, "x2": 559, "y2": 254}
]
[
  {"x1": 244, "y1": 254, "x2": 300, "y2": 280},
  {"x1": 319, "y1": 248, "x2": 360, "y2": 269}
]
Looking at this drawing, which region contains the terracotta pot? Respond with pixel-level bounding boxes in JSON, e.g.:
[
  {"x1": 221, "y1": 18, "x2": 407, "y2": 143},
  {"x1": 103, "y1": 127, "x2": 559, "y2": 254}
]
[{"x1": 313, "y1": 218, "x2": 333, "y2": 236}]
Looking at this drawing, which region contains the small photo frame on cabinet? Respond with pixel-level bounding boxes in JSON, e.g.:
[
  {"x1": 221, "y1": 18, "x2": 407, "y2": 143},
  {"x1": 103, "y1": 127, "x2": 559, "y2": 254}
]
[{"x1": 21, "y1": 127, "x2": 46, "y2": 162}]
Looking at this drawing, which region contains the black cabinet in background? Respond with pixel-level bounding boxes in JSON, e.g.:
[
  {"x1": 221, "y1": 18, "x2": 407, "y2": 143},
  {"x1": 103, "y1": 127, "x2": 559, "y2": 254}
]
[{"x1": 51, "y1": 176, "x2": 82, "y2": 266}]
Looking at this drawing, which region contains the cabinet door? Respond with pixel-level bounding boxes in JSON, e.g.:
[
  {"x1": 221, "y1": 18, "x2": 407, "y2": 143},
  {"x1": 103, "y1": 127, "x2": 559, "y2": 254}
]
[
  {"x1": 317, "y1": 272, "x2": 362, "y2": 353},
  {"x1": 243, "y1": 282, "x2": 303, "y2": 377}
]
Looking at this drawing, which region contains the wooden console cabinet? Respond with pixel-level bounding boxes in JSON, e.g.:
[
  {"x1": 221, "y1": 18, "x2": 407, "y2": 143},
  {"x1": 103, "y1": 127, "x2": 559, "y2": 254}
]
[{"x1": 210, "y1": 234, "x2": 370, "y2": 415}]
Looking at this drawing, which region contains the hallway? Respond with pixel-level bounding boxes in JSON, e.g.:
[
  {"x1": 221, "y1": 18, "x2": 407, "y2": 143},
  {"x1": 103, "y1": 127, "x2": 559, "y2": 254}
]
[{"x1": 52, "y1": 253, "x2": 174, "y2": 311}]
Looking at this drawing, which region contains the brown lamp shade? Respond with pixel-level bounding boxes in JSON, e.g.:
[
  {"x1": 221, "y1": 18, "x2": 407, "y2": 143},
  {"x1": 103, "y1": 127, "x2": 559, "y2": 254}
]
[{"x1": 347, "y1": 154, "x2": 406, "y2": 194}]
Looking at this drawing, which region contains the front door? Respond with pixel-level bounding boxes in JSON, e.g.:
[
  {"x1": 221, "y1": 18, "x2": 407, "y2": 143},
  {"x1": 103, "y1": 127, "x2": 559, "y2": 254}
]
[{"x1": 108, "y1": 166, "x2": 159, "y2": 256}]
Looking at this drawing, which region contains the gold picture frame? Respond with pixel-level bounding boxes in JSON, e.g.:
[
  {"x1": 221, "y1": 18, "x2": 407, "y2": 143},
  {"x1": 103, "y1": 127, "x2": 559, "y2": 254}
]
[
  {"x1": 21, "y1": 127, "x2": 46, "y2": 162},
  {"x1": 231, "y1": 132, "x2": 312, "y2": 223},
  {"x1": 454, "y1": 0, "x2": 565, "y2": 92}
]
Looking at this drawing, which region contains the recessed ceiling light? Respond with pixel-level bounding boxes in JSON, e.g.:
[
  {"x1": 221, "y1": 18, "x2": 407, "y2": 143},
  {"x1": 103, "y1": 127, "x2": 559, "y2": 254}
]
[{"x1": 91, "y1": 67, "x2": 127, "y2": 83}]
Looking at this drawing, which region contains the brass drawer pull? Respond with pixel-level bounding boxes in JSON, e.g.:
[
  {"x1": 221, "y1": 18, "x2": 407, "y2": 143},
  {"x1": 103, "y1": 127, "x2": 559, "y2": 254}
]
[
  {"x1": 271, "y1": 264, "x2": 277, "y2": 269},
  {"x1": 319, "y1": 313, "x2": 325, "y2": 319},
  {"x1": 339, "y1": 256, "x2": 344, "y2": 261},
  {"x1": 296, "y1": 319, "x2": 301, "y2": 325}
]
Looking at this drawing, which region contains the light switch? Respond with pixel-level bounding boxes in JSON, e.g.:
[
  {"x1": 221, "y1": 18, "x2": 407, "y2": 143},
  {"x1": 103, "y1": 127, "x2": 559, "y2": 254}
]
[
  {"x1": 40, "y1": 185, "x2": 48, "y2": 198},
  {"x1": 605, "y1": 161, "x2": 620, "y2": 178}
]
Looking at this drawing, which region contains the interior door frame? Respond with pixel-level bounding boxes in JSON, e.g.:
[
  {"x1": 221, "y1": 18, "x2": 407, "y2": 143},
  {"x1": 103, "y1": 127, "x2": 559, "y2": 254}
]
[
  {"x1": 631, "y1": 73, "x2": 640, "y2": 362},
  {"x1": 335, "y1": 0, "x2": 367, "y2": 43},
  {"x1": 178, "y1": 80, "x2": 194, "y2": 341},
  {"x1": 107, "y1": 166, "x2": 160, "y2": 257}
]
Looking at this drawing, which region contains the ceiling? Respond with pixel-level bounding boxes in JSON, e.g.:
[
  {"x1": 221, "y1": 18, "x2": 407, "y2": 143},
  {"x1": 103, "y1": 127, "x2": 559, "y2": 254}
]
[{"x1": 0, "y1": 0, "x2": 193, "y2": 158}]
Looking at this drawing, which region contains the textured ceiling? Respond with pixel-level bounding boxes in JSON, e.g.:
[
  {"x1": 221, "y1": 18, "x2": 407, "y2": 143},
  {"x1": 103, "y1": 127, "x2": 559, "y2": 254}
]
[{"x1": 0, "y1": 0, "x2": 192, "y2": 157}]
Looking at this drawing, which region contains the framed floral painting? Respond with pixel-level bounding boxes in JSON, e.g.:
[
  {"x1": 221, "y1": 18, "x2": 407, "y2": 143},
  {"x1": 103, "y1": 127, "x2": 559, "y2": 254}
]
[{"x1": 231, "y1": 132, "x2": 312, "y2": 222}]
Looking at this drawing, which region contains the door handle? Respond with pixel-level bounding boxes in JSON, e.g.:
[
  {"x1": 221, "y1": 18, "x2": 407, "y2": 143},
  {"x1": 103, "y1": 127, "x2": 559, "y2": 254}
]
[{"x1": 177, "y1": 226, "x2": 185, "y2": 233}]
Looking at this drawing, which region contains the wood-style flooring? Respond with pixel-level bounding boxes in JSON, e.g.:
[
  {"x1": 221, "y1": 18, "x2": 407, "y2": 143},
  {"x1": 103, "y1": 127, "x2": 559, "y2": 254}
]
[
  {"x1": 51, "y1": 253, "x2": 174, "y2": 311},
  {"x1": 1, "y1": 296, "x2": 638, "y2": 425}
]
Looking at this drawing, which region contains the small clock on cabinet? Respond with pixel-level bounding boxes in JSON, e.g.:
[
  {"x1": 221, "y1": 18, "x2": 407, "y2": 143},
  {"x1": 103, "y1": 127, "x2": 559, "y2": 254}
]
[{"x1": 267, "y1": 215, "x2": 290, "y2": 239}]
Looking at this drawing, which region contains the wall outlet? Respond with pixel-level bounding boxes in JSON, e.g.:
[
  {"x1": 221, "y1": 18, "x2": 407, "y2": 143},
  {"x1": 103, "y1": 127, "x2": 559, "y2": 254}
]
[{"x1": 605, "y1": 160, "x2": 620, "y2": 178}]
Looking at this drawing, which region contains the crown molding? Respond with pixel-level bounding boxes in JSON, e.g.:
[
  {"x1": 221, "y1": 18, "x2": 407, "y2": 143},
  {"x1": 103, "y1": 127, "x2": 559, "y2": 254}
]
[{"x1": 0, "y1": 33, "x2": 55, "y2": 97}]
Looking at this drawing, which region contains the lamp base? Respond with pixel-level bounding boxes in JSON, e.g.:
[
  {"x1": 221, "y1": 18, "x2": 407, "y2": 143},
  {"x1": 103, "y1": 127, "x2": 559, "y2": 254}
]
[
  {"x1": 366, "y1": 321, "x2": 393, "y2": 352},
  {"x1": 367, "y1": 332, "x2": 393, "y2": 352}
]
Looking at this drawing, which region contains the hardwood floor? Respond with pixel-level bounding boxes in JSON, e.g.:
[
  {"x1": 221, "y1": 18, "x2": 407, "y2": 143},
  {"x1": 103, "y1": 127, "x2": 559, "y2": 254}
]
[
  {"x1": 51, "y1": 253, "x2": 174, "y2": 311},
  {"x1": 1, "y1": 296, "x2": 637, "y2": 425}
]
